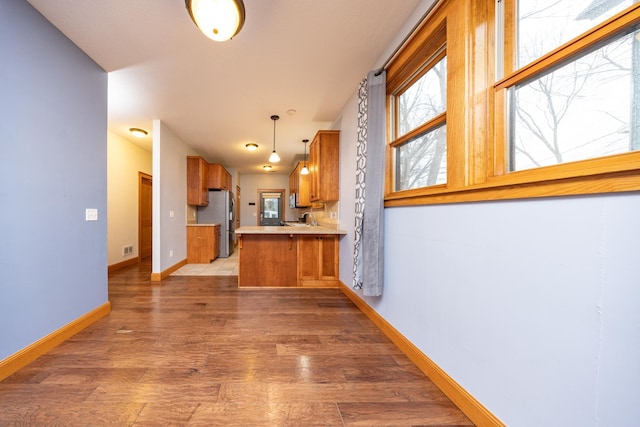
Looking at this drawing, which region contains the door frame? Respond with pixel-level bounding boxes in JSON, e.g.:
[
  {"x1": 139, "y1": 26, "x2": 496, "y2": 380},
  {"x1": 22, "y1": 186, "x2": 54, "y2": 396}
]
[
  {"x1": 256, "y1": 188, "x2": 285, "y2": 225},
  {"x1": 138, "y1": 172, "x2": 153, "y2": 260}
]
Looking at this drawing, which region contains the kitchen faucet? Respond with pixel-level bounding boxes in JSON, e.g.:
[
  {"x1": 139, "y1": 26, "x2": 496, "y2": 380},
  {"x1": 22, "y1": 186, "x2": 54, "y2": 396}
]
[{"x1": 301, "y1": 211, "x2": 317, "y2": 226}]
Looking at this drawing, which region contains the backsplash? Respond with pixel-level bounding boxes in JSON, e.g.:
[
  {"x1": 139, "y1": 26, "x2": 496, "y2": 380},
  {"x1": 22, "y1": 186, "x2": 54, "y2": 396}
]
[
  {"x1": 310, "y1": 201, "x2": 339, "y2": 229},
  {"x1": 186, "y1": 205, "x2": 198, "y2": 224}
]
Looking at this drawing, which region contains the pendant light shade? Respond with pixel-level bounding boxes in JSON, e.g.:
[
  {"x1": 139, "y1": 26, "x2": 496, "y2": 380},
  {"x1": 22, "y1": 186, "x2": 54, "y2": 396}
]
[
  {"x1": 269, "y1": 115, "x2": 280, "y2": 163},
  {"x1": 300, "y1": 139, "x2": 310, "y2": 175},
  {"x1": 185, "y1": 0, "x2": 245, "y2": 42}
]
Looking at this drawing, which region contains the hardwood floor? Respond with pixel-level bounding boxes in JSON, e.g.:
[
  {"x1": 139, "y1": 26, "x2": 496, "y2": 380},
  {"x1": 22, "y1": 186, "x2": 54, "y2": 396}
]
[{"x1": 0, "y1": 260, "x2": 473, "y2": 426}]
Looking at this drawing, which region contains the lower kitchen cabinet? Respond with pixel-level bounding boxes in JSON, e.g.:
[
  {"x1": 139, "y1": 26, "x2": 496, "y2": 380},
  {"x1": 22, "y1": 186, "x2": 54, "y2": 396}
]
[
  {"x1": 187, "y1": 225, "x2": 220, "y2": 263},
  {"x1": 238, "y1": 234, "x2": 298, "y2": 287},
  {"x1": 297, "y1": 235, "x2": 339, "y2": 286}
]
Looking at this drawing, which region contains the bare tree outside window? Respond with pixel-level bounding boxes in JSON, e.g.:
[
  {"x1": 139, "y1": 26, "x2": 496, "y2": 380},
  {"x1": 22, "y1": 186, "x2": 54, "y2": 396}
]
[
  {"x1": 395, "y1": 57, "x2": 447, "y2": 190},
  {"x1": 510, "y1": 0, "x2": 640, "y2": 171}
]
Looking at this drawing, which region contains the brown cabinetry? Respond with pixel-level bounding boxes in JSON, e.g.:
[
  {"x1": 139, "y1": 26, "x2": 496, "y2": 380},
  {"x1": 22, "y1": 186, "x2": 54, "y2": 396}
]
[
  {"x1": 208, "y1": 163, "x2": 232, "y2": 190},
  {"x1": 187, "y1": 156, "x2": 209, "y2": 206},
  {"x1": 187, "y1": 225, "x2": 220, "y2": 263},
  {"x1": 297, "y1": 234, "x2": 339, "y2": 286},
  {"x1": 289, "y1": 161, "x2": 310, "y2": 208},
  {"x1": 309, "y1": 130, "x2": 340, "y2": 202},
  {"x1": 238, "y1": 234, "x2": 298, "y2": 287}
]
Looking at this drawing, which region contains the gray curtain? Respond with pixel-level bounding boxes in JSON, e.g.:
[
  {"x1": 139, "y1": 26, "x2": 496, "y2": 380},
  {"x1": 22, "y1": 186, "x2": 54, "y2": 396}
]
[{"x1": 353, "y1": 70, "x2": 386, "y2": 296}]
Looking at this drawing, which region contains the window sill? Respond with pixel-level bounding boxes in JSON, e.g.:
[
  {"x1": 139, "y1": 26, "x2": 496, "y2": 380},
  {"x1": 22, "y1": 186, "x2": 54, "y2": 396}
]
[{"x1": 385, "y1": 167, "x2": 640, "y2": 207}]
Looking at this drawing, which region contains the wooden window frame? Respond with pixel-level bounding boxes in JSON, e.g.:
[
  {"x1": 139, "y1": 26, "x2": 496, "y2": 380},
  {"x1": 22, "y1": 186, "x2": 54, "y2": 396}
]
[{"x1": 384, "y1": 0, "x2": 640, "y2": 208}]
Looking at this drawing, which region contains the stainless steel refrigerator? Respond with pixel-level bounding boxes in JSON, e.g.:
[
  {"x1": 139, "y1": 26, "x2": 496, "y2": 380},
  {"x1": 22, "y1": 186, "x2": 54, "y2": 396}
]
[{"x1": 196, "y1": 190, "x2": 235, "y2": 258}]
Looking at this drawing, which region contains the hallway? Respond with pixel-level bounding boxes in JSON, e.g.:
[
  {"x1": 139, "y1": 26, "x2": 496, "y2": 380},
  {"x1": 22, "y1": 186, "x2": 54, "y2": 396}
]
[{"x1": 0, "y1": 261, "x2": 472, "y2": 426}]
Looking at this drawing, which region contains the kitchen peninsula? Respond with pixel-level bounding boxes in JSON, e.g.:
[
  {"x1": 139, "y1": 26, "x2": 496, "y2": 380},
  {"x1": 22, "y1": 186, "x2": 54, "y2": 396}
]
[{"x1": 235, "y1": 226, "x2": 346, "y2": 288}]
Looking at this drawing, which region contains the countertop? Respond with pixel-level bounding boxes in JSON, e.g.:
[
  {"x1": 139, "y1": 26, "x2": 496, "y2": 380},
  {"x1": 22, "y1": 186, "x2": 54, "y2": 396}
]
[
  {"x1": 187, "y1": 223, "x2": 220, "y2": 227},
  {"x1": 235, "y1": 226, "x2": 347, "y2": 235}
]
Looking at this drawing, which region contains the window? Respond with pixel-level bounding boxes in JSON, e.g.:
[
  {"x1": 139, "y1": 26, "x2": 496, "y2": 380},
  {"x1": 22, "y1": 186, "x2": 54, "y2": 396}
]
[
  {"x1": 507, "y1": 1, "x2": 640, "y2": 172},
  {"x1": 387, "y1": 22, "x2": 448, "y2": 194},
  {"x1": 394, "y1": 55, "x2": 447, "y2": 190},
  {"x1": 384, "y1": 0, "x2": 640, "y2": 206}
]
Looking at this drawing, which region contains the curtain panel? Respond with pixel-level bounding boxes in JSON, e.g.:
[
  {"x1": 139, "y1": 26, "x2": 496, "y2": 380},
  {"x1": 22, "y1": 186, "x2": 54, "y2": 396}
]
[{"x1": 352, "y1": 70, "x2": 386, "y2": 296}]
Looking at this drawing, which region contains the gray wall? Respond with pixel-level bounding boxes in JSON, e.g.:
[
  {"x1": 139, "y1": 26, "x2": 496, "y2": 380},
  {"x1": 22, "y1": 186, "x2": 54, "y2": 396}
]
[
  {"x1": 0, "y1": 2, "x2": 108, "y2": 359},
  {"x1": 335, "y1": 1, "x2": 640, "y2": 425}
]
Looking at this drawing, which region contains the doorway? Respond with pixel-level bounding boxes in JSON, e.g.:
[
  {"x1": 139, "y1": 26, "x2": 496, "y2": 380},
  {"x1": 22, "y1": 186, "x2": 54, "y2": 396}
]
[
  {"x1": 138, "y1": 172, "x2": 152, "y2": 259},
  {"x1": 258, "y1": 189, "x2": 284, "y2": 226}
]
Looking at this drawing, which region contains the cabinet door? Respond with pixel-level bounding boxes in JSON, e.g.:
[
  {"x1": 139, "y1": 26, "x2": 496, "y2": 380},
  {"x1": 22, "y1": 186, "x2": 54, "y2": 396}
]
[
  {"x1": 208, "y1": 163, "x2": 223, "y2": 189},
  {"x1": 298, "y1": 235, "x2": 320, "y2": 281},
  {"x1": 224, "y1": 170, "x2": 232, "y2": 191},
  {"x1": 297, "y1": 162, "x2": 310, "y2": 207},
  {"x1": 297, "y1": 235, "x2": 339, "y2": 286},
  {"x1": 289, "y1": 168, "x2": 298, "y2": 197},
  {"x1": 187, "y1": 156, "x2": 209, "y2": 206},
  {"x1": 238, "y1": 234, "x2": 297, "y2": 287},
  {"x1": 318, "y1": 235, "x2": 338, "y2": 280},
  {"x1": 309, "y1": 130, "x2": 339, "y2": 202},
  {"x1": 309, "y1": 139, "x2": 320, "y2": 202},
  {"x1": 187, "y1": 226, "x2": 215, "y2": 263},
  {"x1": 209, "y1": 163, "x2": 232, "y2": 190}
]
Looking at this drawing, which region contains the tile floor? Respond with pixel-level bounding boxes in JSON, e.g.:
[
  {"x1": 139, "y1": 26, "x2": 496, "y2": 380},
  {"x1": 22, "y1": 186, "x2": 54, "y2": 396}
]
[{"x1": 171, "y1": 250, "x2": 238, "y2": 276}]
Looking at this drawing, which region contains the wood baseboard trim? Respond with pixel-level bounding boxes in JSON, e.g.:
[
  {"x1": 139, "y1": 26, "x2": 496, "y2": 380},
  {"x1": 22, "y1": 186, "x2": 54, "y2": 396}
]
[
  {"x1": 339, "y1": 282, "x2": 504, "y2": 427},
  {"x1": 0, "y1": 302, "x2": 111, "y2": 381},
  {"x1": 108, "y1": 257, "x2": 139, "y2": 273},
  {"x1": 150, "y1": 258, "x2": 187, "y2": 282}
]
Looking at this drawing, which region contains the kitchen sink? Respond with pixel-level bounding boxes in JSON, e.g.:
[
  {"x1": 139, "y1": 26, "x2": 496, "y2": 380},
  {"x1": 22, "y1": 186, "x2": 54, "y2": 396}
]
[{"x1": 284, "y1": 222, "x2": 311, "y2": 227}]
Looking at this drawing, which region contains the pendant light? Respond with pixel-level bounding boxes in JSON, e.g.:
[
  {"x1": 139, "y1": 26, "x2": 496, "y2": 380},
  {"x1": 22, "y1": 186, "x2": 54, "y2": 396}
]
[
  {"x1": 269, "y1": 115, "x2": 281, "y2": 163},
  {"x1": 185, "y1": 0, "x2": 246, "y2": 42},
  {"x1": 300, "y1": 139, "x2": 310, "y2": 175}
]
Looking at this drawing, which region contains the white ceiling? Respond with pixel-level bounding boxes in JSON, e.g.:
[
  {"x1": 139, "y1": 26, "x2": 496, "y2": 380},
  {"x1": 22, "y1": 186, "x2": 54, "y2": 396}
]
[{"x1": 27, "y1": 0, "x2": 423, "y2": 174}]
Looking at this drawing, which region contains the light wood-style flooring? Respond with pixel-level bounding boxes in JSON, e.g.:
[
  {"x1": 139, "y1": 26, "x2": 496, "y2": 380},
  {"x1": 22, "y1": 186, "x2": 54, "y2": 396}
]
[{"x1": 0, "y1": 260, "x2": 473, "y2": 426}]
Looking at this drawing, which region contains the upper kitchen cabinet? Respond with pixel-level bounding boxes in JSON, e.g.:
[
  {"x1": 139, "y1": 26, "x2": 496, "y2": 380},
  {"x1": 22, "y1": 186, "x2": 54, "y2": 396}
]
[
  {"x1": 208, "y1": 163, "x2": 232, "y2": 190},
  {"x1": 309, "y1": 130, "x2": 340, "y2": 202},
  {"x1": 289, "y1": 161, "x2": 310, "y2": 208},
  {"x1": 187, "y1": 156, "x2": 209, "y2": 206}
]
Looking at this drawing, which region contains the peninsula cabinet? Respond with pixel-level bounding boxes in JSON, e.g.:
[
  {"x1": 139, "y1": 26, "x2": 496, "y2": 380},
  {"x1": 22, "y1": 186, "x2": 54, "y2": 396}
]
[
  {"x1": 237, "y1": 234, "x2": 298, "y2": 287},
  {"x1": 235, "y1": 227, "x2": 345, "y2": 288},
  {"x1": 187, "y1": 156, "x2": 209, "y2": 206},
  {"x1": 289, "y1": 161, "x2": 310, "y2": 208},
  {"x1": 208, "y1": 163, "x2": 232, "y2": 190},
  {"x1": 297, "y1": 235, "x2": 339, "y2": 286},
  {"x1": 187, "y1": 225, "x2": 220, "y2": 263},
  {"x1": 309, "y1": 130, "x2": 340, "y2": 202}
]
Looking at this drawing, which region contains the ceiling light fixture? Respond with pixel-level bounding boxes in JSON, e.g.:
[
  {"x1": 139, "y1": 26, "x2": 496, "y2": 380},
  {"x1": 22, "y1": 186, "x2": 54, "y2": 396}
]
[
  {"x1": 263, "y1": 164, "x2": 273, "y2": 171},
  {"x1": 185, "y1": 0, "x2": 246, "y2": 42},
  {"x1": 129, "y1": 127, "x2": 148, "y2": 138},
  {"x1": 268, "y1": 115, "x2": 280, "y2": 163},
  {"x1": 245, "y1": 143, "x2": 258, "y2": 151},
  {"x1": 300, "y1": 139, "x2": 310, "y2": 175}
]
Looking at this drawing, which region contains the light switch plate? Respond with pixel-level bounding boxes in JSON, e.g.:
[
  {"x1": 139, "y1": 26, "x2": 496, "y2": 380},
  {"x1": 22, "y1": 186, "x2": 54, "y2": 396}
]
[{"x1": 85, "y1": 208, "x2": 98, "y2": 221}]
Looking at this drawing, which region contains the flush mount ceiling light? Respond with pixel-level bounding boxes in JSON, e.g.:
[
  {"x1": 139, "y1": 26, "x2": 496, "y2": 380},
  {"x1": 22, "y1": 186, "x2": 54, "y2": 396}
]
[
  {"x1": 245, "y1": 143, "x2": 258, "y2": 151},
  {"x1": 185, "y1": 0, "x2": 246, "y2": 42},
  {"x1": 268, "y1": 115, "x2": 280, "y2": 163},
  {"x1": 263, "y1": 164, "x2": 273, "y2": 171},
  {"x1": 300, "y1": 139, "x2": 310, "y2": 175},
  {"x1": 129, "y1": 127, "x2": 148, "y2": 138}
]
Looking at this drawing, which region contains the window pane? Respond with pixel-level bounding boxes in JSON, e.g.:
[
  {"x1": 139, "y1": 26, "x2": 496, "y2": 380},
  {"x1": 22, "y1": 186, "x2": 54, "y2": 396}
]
[
  {"x1": 518, "y1": 0, "x2": 638, "y2": 67},
  {"x1": 396, "y1": 124, "x2": 447, "y2": 190},
  {"x1": 398, "y1": 57, "x2": 447, "y2": 136},
  {"x1": 510, "y1": 29, "x2": 639, "y2": 171}
]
